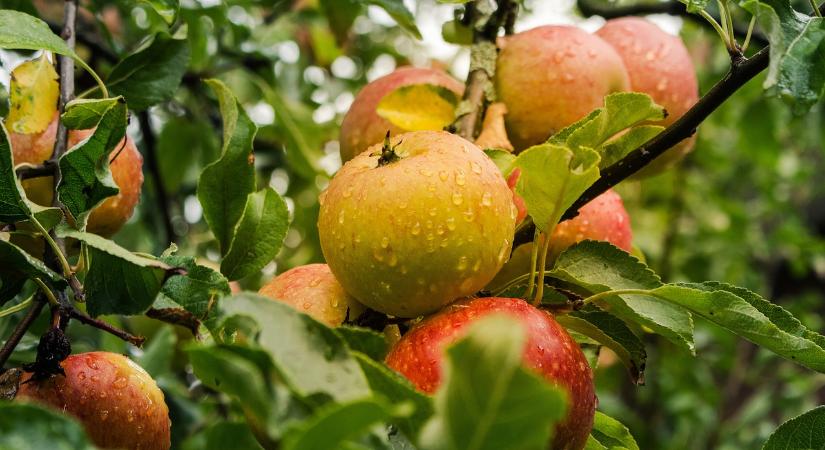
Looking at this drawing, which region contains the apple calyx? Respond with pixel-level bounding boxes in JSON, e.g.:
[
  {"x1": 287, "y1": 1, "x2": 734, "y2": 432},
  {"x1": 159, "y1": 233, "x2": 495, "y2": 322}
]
[{"x1": 376, "y1": 131, "x2": 402, "y2": 166}]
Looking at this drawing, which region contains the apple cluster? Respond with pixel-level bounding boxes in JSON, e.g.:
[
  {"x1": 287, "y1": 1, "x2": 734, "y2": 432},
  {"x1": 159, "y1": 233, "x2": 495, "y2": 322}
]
[{"x1": 257, "y1": 18, "x2": 696, "y2": 450}]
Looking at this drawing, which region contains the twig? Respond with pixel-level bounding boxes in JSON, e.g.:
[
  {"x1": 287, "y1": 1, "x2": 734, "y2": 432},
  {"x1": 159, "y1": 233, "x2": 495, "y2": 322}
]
[
  {"x1": 0, "y1": 297, "x2": 47, "y2": 370},
  {"x1": 138, "y1": 111, "x2": 176, "y2": 244},
  {"x1": 67, "y1": 309, "x2": 145, "y2": 347},
  {"x1": 15, "y1": 163, "x2": 56, "y2": 180},
  {"x1": 576, "y1": 0, "x2": 769, "y2": 48}
]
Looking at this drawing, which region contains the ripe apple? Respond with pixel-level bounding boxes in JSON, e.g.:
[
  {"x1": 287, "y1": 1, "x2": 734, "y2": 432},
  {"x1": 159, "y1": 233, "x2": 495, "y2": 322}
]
[
  {"x1": 258, "y1": 263, "x2": 366, "y2": 326},
  {"x1": 318, "y1": 130, "x2": 516, "y2": 317},
  {"x1": 339, "y1": 66, "x2": 464, "y2": 163},
  {"x1": 595, "y1": 17, "x2": 699, "y2": 176},
  {"x1": 496, "y1": 25, "x2": 630, "y2": 150},
  {"x1": 16, "y1": 351, "x2": 171, "y2": 450},
  {"x1": 385, "y1": 297, "x2": 596, "y2": 450},
  {"x1": 10, "y1": 117, "x2": 144, "y2": 237}
]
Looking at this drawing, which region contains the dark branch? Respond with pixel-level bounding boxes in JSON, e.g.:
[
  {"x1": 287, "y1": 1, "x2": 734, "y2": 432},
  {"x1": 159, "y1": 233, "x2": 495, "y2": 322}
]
[
  {"x1": 15, "y1": 162, "x2": 56, "y2": 180},
  {"x1": 0, "y1": 297, "x2": 47, "y2": 370},
  {"x1": 577, "y1": 0, "x2": 769, "y2": 48},
  {"x1": 138, "y1": 111, "x2": 176, "y2": 244},
  {"x1": 67, "y1": 308, "x2": 145, "y2": 347}
]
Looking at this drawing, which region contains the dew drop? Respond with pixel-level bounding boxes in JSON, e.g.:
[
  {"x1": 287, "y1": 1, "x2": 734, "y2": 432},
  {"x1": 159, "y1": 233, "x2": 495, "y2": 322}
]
[
  {"x1": 452, "y1": 192, "x2": 464, "y2": 206},
  {"x1": 419, "y1": 168, "x2": 433, "y2": 177},
  {"x1": 373, "y1": 248, "x2": 385, "y2": 262},
  {"x1": 302, "y1": 302, "x2": 311, "y2": 310},
  {"x1": 337, "y1": 210, "x2": 345, "y2": 224},
  {"x1": 342, "y1": 187, "x2": 353, "y2": 198},
  {"x1": 380, "y1": 236, "x2": 390, "y2": 248},
  {"x1": 656, "y1": 79, "x2": 668, "y2": 91},
  {"x1": 100, "y1": 410, "x2": 109, "y2": 421},
  {"x1": 473, "y1": 259, "x2": 482, "y2": 272},
  {"x1": 113, "y1": 376, "x2": 128, "y2": 389},
  {"x1": 446, "y1": 217, "x2": 456, "y2": 231},
  {"x1": 78, "y1": 371, "x2": 87, "y2": 380},
  {"x1": 398, "y1": 201, "x2": 408, "y2": 209},
  {"x1": 428, "y1": 207, "x2": 437, "y2": 217},
  {"x1": 463, "y1": 209, "x2": 475, "y2": 222},
  {"x1": 457, "y1": 256, "x2": 468, "y2": 271},
  {"x1": 470, "y1": 161, "x2": 482, "y2": 174},
  {"x1": 91, "y1": 375, "x2": 100, "y2": 383},
  {"x1": 455, "y1": 170, "x2": 466, "y2": 186},
  {"x1": 411, "y1": 222, "x2": 421, "y2": 235},
  {"x1": 481, "y1": 192, "x2": 492, "y2": 206},
  {"x1": 438, "y1": 170, "x2": 449, "y2": 181}
]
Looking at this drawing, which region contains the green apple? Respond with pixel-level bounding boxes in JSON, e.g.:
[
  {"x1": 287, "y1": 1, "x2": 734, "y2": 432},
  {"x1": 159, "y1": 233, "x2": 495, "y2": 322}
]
[{"x1": 318, "y1": 130, "x2": 517, "y2": 317}]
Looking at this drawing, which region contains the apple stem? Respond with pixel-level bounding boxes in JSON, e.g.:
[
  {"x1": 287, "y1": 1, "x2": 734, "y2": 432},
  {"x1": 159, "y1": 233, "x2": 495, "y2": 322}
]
[{"x1": 377, "y1": 131, "x2": 401, "y2": 166}]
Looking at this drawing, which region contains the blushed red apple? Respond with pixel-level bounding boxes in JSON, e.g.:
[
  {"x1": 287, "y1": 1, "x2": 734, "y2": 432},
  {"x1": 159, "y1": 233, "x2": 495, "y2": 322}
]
[{"x1": 386, "y1": 297, "x2": 596, "y2": 450}]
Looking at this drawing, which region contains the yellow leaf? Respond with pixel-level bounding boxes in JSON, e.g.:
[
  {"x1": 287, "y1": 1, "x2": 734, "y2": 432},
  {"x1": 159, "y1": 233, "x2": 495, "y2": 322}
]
[
  {"x1": 7, "y1": 54, "x2": 59, "y2": 134},
  {"x1": 376, "y1": 83, "x2": 458, "y2": 131}
]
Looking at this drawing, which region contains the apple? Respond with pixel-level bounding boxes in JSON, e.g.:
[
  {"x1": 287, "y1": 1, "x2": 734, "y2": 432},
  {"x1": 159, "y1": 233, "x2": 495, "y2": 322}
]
[
  {"x1": 16, "y1": 351, "x2": 171, "y2": 450},
  {"x1": 595, "y1": 17, "x2": 699, "y2": 176},
  {"x1": 385, "y1": 297, "x2": 596, "y2": 450},
  {"x1": 11, "y1": 117, "x2": 144, "y2": 237},
  {"x1": 258, "y1": 263, "x2": 366, "y2": 326},
  {"x1": 318, "y1": 130, "x2": 517, "y2": 317},
  {"x1": 496, "y1": 25, "x2": 630, "y2": 150},
  {"x1": 339, "y1": 66, "x2": 464, "y2": 163}
]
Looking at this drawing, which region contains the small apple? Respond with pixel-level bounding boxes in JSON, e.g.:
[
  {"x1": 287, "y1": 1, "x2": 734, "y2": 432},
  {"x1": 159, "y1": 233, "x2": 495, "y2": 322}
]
[
  {"x1": 496, "y1": 26, "x2": 630, "y2": 150},
  {"x1": 595, "y1": 17, "x2": 699, "y2": 176},
  {"x1": 258, "y1": 263, "x2": 366, "y2": 326},
  {"x1": 339, "y1": 67, "x2": 464, "y2": 163},
  {"x1": 318, "y1": 130, "x2": 516, "y2": 317},
  {"x1": 385, "y1": 297, "x2": 596, "y2": 450},
  {"x1": 16, "y1": 351, "x2": 171, "y2": 450},
  {"x1": 11, "y1": 117, "x2": 144, "y2": 237}
]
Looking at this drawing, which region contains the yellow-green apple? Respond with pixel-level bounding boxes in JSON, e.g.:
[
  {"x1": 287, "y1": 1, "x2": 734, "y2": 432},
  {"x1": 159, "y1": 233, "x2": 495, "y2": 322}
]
[
  {"x1": 10, "y1": 117, "x2": 144, "y2": 237},
  {"x1": 16, "y1": 351, "x2": 170, "y2": 450},
  {"x1": 339, "y1": 67, "x2": 464, "y2": 163},
  {"x1": 318, "y1": 130, "x2": 516, "y2": 317},
  {"x1": 385, "y1": 297, "x2": 596, "y2": 450},
  {"x1": 496, "y1": 25, "x2": 630, "y2": 150},
  {"x1": 595, "y1": 17, "x2": 699, "y2": 176},
  {"x1": 258, "y1": 263, "x2": 366, "y2": 326}
]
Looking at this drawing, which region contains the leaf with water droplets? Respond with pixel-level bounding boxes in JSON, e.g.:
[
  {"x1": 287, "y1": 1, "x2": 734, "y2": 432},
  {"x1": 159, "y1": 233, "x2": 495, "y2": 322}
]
[{"x1": 376, "y1": 84, "x2": 459, "y2": 131}]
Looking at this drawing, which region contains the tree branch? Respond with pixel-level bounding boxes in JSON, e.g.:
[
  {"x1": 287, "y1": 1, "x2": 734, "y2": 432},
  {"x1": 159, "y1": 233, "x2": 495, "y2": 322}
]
[
  {"x1": 67, "y1": 308, "x2": 145, "y2": 347},
  {"x1": 577, "y1": 0, "x2": 769, "y2": 48},
  {"x1": 0, "y1": 296, "x2": 47, "y2": 370},
  {"x1": 138, "y1": 111, "x2": 176, "y2": 244}
]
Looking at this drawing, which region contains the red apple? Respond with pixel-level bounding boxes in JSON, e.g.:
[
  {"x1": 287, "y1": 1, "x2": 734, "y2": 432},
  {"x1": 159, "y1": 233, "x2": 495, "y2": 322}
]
[
  {"x1": 16, "y1": 351, "x2": 171, "y2": 450},
  {"x1": 258, "y1": 263, "x2": 365, "y2": 326},
  {"x1": 596, "y1": 17, "x2": 699, "y2": 175},
  {"x1": 339, "y1": 67, "x2": 464, "y2": 163},
  {"x1": 496, "y1": 26, "x2": 630, "y2": 150},
  {"x1": 386, "y1": 297, "x2": 596, "y2": 450},
  {"x1": 547, "y1": 188, "x2": 632, "y2": 260}
]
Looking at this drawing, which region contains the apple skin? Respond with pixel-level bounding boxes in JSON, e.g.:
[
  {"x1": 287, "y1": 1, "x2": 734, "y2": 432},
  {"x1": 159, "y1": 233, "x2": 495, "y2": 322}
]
[
  {"x1": 11, "y1": 118, "x2": 144, "y2": 237},
  {"x1": 339, "y1": 67, "x2": 464, "y2": 163},
  {"x1": 16, "y1": 351, "x2": 171, "y2": 450},
  {"x1": 258, "y1": 263, "x2": 366, "y2": 326},
  {"x1": 385, "y1": 297, "x2": 596, "y2": 450},
  {"x1": 318, "y1": 130, "x2": 517, "y2": 318},
  {"x1": 496, "y1": 26, "x2": 630, "y2": 150},
  {"x1": 596, "y1": 17, "x2": 699, "y2": 176}
]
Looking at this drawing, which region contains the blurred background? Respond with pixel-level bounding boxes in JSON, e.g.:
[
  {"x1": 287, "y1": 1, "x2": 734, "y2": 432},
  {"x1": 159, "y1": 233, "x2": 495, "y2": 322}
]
[{"x1": 1, "y1": 0, "x2": 824, "y2": 448}]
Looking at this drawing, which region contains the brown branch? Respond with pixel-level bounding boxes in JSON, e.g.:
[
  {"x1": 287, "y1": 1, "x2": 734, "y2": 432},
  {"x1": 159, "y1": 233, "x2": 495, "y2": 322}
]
[
  {"x1": 67, "y1": 309, "x2": 145, "y2": 347},
  {"x1": 15, "y1": 162, "x2": 56, "y2": 180},
  {"x1": 577, "y1": 0, "x2": 769, "y2": 48},
  {"x1": 138, "y1": 111, "x2": 176, "y2": 244},
  {"x1": 0, "y1": 296, "x2": 47, "y2": 370}
]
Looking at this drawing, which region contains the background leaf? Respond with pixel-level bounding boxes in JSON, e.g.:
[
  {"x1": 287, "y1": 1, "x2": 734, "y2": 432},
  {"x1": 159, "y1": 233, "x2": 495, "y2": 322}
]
[
  {"x1": 0, "y1": 403, "x2": 95, "y2": 450},
  {"x1": 762, "y1": 405, "x2": 825, "y2": 450},
  {"x1": 376, "y1": 84, "x2": 459, "y2": 131},
  {"x1": 6, "y1": 54, "x2": 58, "y2": 134}
]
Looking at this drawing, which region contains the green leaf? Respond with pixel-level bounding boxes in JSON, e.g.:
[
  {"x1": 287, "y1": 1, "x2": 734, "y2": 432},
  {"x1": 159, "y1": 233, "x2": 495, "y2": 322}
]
[
  {"x1": 137, "y1": 0, "x2": 179, "y2": 25},
  {"x1": 420, "y1": 316, "x2": 568, "y2": 450},
  {"x1": 135, "y1": 325, "x2": 176, "y2": 378},
  {"x1": 337, "y1": 326, "x2": 389, "y2": 361},
  {"x1": 442, "y1": 19, "x2": 473, "y2": 44},
  {"x1": 588, "y1": 411, "x2": 640, "y2": 450},
  {"x1": 213, "y1": 293, "x2": 371, "y2": 403},
  {"x1": 107, "y1": 33, "x2": 190, "y2": 111},
  {"x1": 353, "y1": 352, "x2": 434, "y2": 440},
  {"x1": 320, "y1": 0, "x2": 361, "y2": 44},
  {"x1": 762, "y1": 406, "x2": 825, "y2": 450},
  {"x1": 600, "y1": 125, "x2": 664, "y2": 168},
  {"x1": 742, "y1": 0, "x2": 825, "y2": 113},
  {"x1": 483, "y1": 149, "x2": 516, "y2": 176},
  {"x1": 557, "y1": 309, "x2": 647, "y2": 384},
  {"x1": 205, "y1": 422, "x2": 264, "y2": 450},
  {"x1": 376, "y1": 84, "x2": 459, "y2": 131},
  {"x1": 512, "y1": 143, "x2": 600, "y2": 232},
  {"x1": 0, "y1": 122, "x2": 33, "y2": 223},
  {"x1": 61, "y1": 98, "x2": 122, "y2": 130},
  {"x1": 658, "y1": 282, "x2": 825, "y2": 373},
  {"x1": 0, "y1": 403, "x2": 95, "y2": 450},
  {"x1": 198, "y1": 79, "x2": 257, "y2": 255},
  {"x1": 220, "y1": 187, "x2": 289, "y2": 281},
  {"x1": 358, "y1": 0, "x2": 421, "y2": 39},
  {"x1": 57, "y1": 227, "x2": 171, "y2": 316},
  {"x1": 550, "y1": 241, "x2": 695, "y2": 354},
  {"x1": 158, "y1": 254, "x2": 231, "y2": 320},
  {"x1": 677, "y1": 0, "x2": 710, "y2": 13},
  {"x1": 0, "y1": 10, "x2": 73, "y2": 56},
  {"x1": 56, "y1": 97, "x2": 127, "y2": 225},
  {"x1": 282, "y1": 397, "x2": 402, "y2": 450},
  {"x1": 187, "y1": 344, "x2": 272, "y2": 424},
  {"x1": 0, "y1": 239, "x2": 65, "y2": 305}
]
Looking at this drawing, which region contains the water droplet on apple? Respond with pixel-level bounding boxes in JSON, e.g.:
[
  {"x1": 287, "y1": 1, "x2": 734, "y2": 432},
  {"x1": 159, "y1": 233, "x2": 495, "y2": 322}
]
[
  {"x1": 380, "y1": 236, "x2": 390, "y2": 248},
  {"x1": 457, "y1": 256, "x2": 468, "y2": 271},
  {"x1": 455, "y1": 170, "x2": 466, "y2": 186},
  {"x1": 446, "y1": 217, "x2": 456, "y2": 230},
  {"x1": 470, "y1": 161, "x2": 482, "y2": 174},
  {"x1": 411, "y1": 222, "x2": 421, "y2": 235},
  {"x1": 452, "y1": 192, "x2": 463, "y2": 206},
  {"x1": 438, "y1": 170, "x2": 449, "y2": 181},
  {"x1": 481, "y1": 192, "x2": 492, "y2": 206}
]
